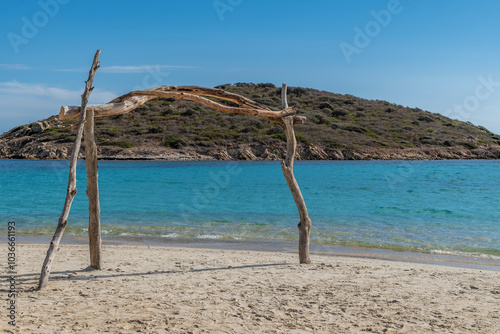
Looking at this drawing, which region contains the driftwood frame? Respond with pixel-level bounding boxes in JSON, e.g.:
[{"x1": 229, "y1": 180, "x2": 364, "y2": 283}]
[{"x1": 38, "y1": 50, "x2": 312, "y2": 289}]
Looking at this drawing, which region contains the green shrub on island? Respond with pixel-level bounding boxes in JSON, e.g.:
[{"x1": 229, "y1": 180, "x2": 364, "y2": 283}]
[
  {"x1": 109, "y1": 141, "x2": 135, "y2": 148},
  {"x1": 163, "y1": 136, "x2": 187, "y2": 149}
]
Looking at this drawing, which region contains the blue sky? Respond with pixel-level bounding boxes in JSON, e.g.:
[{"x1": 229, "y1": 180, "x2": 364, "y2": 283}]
[{"x1": 2, "y1": 0, "x2": 500, "y2": 134}]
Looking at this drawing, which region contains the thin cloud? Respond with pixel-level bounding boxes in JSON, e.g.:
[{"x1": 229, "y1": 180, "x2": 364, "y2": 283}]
[
  {"x1": 0, "y1": 81, "x2": 118, "y2": 133},
  {"x1": 0, "y1": 64, "x2": 30, "y2": 70},
  {"x1": 54, "y1": 64, "x2": 199, "y2": 73},
  {"x1": 0, "y1": 81, "x2": 116, "y2": 102}
]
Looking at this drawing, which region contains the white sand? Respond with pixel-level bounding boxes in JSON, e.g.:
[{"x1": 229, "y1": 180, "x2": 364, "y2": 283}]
[{"x1": 2, "y1": 243, "x2": 500, "y2": 333}]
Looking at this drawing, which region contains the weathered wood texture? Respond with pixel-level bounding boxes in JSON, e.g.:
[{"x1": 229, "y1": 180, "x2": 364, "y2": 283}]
[
  {"x1": 280, "y1": 84, "x2": 312, "y2": 264},
  {"x1": 59, "y1": 85, "x2": 306, "y2": 125},
  {"x1": 84, "y1": 58, "x2": 102, "y2": 270},
  {"x1": 111, "y1": 85, "x2": 271, "y2": 109},
  {"x1": 38, "y1": 50, "x2": 101, "y2": 289}
]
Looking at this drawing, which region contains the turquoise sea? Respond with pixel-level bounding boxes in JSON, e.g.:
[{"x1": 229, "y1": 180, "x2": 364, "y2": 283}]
[{"x1": 1, "y1": 159, "x2": 499, "y2": 259}]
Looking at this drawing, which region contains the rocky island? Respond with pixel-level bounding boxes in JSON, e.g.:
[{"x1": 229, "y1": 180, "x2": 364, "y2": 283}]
[{"x1": 1, "y1": 83, "x2": 500, "y2": 160}]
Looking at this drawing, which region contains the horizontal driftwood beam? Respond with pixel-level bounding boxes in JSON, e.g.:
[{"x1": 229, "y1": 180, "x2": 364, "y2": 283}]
[
  {"x1": 59, "y1": 95, "x2": 156, "y2": 120},
  {"x1": 110, "y1": 85, "x2": 272, "y2": 111},
  {"x1": 127, "y1": 90, "x2": 296, "y2": 118},
  {"x1": 60, "y1": 85, "x2": 307, "y2": 124}
]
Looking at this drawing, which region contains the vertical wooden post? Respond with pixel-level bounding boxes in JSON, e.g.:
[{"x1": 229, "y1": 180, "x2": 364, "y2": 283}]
[
  {"x1": 38, "y1": 50, "x2": 101, "y2": 289},
  {"x1": 280, "y1": 84, "x2": 312, "y2": 264},
  {"x1": 84, "y1": 55, "x2": 102, "y2": 269}
]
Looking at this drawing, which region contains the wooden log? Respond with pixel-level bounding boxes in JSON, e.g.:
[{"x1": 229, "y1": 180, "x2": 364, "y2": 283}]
[
  {"x1": 59, "y1": 85, "x2": 307, "y2": 124},
  {"x1": 84, "y1": 70, "x2": 102, "y2": 270},
  {"x1": 111, "y1": 85, "x2": 272, "y2": 111},
  {"x1": 60, "y1": 92, "x2": 296, "y2": 121},
  {"x1": 279, "y1": 84, "x2": 312, "y2": 264},
  {"x1": 124, "y1": 90, "x2": 297, "y2": 119},
  {"x1": 59, "y1": 95, "x2": 155, "y2": 120},
  {"x1": 38, "y1": 50, "x2": 101, "y2": 290}
]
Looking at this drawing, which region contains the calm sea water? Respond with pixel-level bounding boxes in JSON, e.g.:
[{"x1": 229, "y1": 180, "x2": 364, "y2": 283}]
[{"x1": 1, "y1": 159, "x2": 499, "y2": 258}]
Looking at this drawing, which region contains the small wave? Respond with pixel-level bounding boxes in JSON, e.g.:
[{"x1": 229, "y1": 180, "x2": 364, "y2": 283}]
[
  {"x1": 196, "y1": 234, "x2": 222, "y2": 239},
  {"x1": 161, "y1": 233, "x2": 179, "y2": 238},
  {"x1": 79, "y1": 228, "x2": 110, "y2": 235},
  {"x1": 430, "y1": 249, "x2": 500, "y2": 260}
]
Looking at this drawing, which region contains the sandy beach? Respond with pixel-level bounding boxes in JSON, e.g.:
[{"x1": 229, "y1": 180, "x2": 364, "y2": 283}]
[{"x1": 2, "y1": 243, "x2": 500, "y2": 333}]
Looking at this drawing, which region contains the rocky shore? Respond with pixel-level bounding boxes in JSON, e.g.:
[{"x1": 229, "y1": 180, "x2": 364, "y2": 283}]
[{"x1": 2, "y1": 118, "x2": 500, "y2": 161}]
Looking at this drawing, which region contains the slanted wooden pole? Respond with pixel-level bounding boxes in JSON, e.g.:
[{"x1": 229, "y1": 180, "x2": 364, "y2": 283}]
[
  {"x1": 280, "y1": 84, "x2": 312, "y2": 264},
  {"x1": 84, "y1": 51, "x2": 102, "y2": 270},
  {"x1": 38, "y1": 50, "x2": 101, "y2": 289}
]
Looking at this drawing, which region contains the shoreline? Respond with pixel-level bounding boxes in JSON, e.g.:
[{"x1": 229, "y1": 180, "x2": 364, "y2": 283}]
[
  {"x1": 5, "y1": 234, "x2": 500, "y2": 272},
  {"x1": 2, "y1": 156, "x2": 500, "y2": 161}
]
